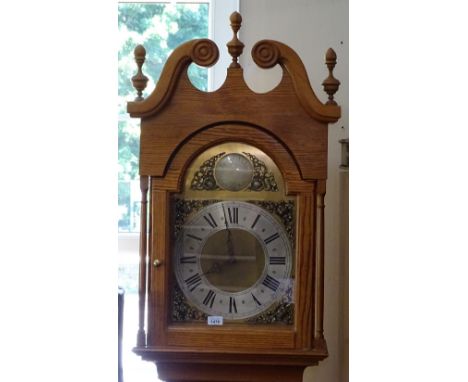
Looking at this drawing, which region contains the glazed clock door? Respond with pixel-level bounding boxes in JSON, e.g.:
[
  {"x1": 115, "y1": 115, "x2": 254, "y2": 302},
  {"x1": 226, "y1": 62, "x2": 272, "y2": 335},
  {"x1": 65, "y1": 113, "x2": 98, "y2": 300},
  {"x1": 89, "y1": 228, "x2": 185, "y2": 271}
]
[
  {"x1": 174, "y1": 200, "x2": 292, "y2": 320},
  {"x1": 170, "y1": 142, "x2": 296, "y2": 327}
]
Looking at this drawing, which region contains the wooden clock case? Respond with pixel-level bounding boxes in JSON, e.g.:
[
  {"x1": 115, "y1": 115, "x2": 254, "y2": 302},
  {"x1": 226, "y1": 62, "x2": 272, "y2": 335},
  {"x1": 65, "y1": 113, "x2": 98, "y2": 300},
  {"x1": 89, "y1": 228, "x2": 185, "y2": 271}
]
[{"x1": 127, "y1": 13, "x2": 340, "y2": 382}]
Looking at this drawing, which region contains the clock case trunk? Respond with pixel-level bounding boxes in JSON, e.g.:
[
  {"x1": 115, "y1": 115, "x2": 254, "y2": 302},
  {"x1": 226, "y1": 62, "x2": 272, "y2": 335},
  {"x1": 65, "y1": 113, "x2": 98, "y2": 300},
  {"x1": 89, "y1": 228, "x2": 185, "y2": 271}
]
[{"x1": 128, "y1": 32, "x2": 340, "y2": 382}]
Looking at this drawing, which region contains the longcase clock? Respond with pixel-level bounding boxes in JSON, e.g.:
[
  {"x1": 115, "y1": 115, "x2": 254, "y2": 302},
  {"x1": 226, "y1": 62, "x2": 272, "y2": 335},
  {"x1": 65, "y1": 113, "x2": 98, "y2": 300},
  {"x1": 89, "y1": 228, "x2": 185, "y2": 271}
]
[{"x1": 127, "y1": 12, "x2": 340, "y2": 382}]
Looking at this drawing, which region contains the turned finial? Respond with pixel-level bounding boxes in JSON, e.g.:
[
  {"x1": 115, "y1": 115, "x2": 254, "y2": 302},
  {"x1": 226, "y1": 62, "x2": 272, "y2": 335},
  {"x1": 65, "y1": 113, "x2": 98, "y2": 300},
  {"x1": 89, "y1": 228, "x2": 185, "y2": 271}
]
[
  {"x1": 226, "y1": 12, "x2": 244, "y2": 68},
  {"x1": 132, "y1": 45, "x2": 149, "y2": 101},
  {"x1": 322, "y1": 48, "x2": 340, "y2": 105}
]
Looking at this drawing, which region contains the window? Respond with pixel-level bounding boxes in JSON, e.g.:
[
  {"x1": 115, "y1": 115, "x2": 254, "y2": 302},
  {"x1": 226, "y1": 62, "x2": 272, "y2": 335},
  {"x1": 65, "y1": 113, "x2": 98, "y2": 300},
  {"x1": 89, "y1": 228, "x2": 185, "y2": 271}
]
[
  {"x1": 118, "y1": 2, "x2": 210, "y2": 234},
  {"x1": 118, "y1": 2, "x2": 238, "y2": 380}
]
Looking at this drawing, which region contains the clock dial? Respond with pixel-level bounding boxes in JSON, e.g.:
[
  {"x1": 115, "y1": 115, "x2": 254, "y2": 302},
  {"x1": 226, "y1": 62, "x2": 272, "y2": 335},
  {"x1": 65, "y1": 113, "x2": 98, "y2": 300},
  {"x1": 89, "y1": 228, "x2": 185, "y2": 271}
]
[
  {"x1": 174, "y1": 201, "x2": 292, "y2": 320},
  {"x1": 214, "y1": 153, "x2": 254, "y2": 191}
]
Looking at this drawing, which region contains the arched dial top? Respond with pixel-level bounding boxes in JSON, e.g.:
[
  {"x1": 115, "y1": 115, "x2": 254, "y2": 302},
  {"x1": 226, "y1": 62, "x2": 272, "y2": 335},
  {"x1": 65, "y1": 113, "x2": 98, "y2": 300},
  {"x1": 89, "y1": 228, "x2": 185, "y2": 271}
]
[
  {"x1": 185, "y1": 142, "x2": 283, "y2": 198},
  {"x1": 174, "y1": 201, "x2": 292, "y2": 320}
]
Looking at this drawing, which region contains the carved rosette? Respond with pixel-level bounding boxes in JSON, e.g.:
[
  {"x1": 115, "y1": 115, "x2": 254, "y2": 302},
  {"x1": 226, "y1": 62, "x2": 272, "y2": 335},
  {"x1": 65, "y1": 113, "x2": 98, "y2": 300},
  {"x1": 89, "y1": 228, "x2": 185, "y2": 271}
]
[
  {"x1": 190, "y1": 39, "x2": 219, "y2": 67},
  {"x1": 252, "y1": 41, "x2": 280, "y2": 68},
  {"x1": 190, "y1": 152, "x2": 279, "y2": 192}
]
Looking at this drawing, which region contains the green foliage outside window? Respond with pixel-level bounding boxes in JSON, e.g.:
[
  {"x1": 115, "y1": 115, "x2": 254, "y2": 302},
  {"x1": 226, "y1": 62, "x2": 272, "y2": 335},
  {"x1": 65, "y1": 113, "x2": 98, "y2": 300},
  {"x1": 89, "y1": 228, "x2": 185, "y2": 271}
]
[{"x1": 118, "y1": 3, "x2": 209, "y2": 232}]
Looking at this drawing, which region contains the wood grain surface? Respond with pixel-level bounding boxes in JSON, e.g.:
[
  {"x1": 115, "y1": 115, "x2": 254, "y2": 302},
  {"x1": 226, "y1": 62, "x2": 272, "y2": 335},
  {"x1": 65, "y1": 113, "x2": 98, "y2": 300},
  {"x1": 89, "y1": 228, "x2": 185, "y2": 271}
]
[{"x1": 129, "y1": 13, "x2": 340, "y2": 382}]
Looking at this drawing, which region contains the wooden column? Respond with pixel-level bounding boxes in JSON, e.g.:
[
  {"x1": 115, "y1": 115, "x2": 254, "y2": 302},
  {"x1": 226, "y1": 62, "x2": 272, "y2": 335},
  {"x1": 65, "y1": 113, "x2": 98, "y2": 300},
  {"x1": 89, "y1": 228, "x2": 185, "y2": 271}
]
[
  {"x1": 314, "y1": 183, "x2": 326, "y2": 350},
  {"x1": 137, "y1": 176, "x2": 149, "y2": 346},
  {"x1": 295, "y1": 193, "x2": 314, "y2": 349},
  {"x1": 147, "y1": 177, "x2": 153, "y2": 330}
]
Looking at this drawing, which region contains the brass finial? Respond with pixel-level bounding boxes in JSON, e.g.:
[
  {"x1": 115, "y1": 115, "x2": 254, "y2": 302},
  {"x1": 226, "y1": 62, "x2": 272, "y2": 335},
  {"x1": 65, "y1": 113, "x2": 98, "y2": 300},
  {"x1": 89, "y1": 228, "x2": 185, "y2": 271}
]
[
  {"x1": 131, "y1": 45, "x2": 149, "y2": 101},
  {"x1": 226, "y1": 12, "x2": 244, "y2": 68},
  {"x1": 322, "y1": 48, "x2": 340, "y2": 105}
]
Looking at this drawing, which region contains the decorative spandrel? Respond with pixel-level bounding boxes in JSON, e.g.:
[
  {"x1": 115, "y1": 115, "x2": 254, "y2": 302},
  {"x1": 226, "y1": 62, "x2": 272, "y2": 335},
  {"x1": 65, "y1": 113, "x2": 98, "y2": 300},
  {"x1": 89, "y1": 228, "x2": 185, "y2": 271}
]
[
  {"x1": 242, "y1": 152, "x2": 279, "y2": 192},
  {"x1": 172, "y1": 283, "x2": 208, "y2": 322}
]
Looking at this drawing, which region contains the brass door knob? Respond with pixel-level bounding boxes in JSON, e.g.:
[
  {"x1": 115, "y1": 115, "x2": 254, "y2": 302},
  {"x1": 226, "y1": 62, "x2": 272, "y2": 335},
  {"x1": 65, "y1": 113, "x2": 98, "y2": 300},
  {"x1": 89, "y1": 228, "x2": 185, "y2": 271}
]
[{"x1": 153, "y1": 259, "x2": 162, "y2": 268}]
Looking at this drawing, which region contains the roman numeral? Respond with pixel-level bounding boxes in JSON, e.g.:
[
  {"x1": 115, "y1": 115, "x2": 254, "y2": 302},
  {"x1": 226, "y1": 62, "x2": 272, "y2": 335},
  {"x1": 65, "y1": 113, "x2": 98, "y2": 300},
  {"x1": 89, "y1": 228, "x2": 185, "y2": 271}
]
[
  {"x1": 262, "y1": 275, "x2": 280, "y2": 292},
  {"x1": 202, "y1": 290, "x2": 216, "y2": 308},
  {"x1": 184, "y1": 273, "x2": 202, "y2": 292},
  {"x1": 264, "y1": 232, "x2": 280, "y2": 244},
  {"x1": 180, "y1": 256, "x2": 197, "y2": 264},
  {"x1": 228, "y1": 207, "x2": 238, "y2": 224},
  {"x1": 229, "y1": 297, "x2": 237, "y2": 314},
  {"x1": 251, "y1": 214, "x2": 260, "y2": 229},
  {"x1": 251, "y1": 293, "x2": 262, "y2": 306},
  {"x1": 186, "y1": 233, "x2": 202, "y2": 241},
  {"x1": 269, "y1": 256, "x2": 286, "y2": 265},
  {"x1": 203, "y1": 213, "x2": 217, "y2": 228}
]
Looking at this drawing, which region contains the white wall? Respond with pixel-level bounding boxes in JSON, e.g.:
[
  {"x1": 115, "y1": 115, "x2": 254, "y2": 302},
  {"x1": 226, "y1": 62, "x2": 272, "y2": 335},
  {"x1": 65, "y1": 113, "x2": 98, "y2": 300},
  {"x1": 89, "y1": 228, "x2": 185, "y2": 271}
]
[{"x1": 238, "y1": 1, "x2": 349, "y2": 381}]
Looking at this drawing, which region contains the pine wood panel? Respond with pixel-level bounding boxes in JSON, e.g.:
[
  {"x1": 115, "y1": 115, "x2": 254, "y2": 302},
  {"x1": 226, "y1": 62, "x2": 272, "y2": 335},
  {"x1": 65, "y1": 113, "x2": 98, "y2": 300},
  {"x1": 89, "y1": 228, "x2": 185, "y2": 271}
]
[{"x1": 166, "y1": 325, "x2": 295, "y2": 349}]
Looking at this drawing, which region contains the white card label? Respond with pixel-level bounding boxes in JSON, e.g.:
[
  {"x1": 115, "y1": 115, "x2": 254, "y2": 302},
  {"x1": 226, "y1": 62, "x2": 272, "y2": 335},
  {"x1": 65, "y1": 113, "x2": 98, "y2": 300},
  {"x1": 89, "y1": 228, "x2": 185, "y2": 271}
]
[{"x1": 207, "y1": 316, "x2": 223, "y2": 326}]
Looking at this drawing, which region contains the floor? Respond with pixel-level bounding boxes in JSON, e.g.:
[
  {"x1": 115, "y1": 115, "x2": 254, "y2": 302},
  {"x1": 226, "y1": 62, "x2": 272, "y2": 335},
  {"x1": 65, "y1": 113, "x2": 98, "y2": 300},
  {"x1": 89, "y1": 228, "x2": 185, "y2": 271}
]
[{"x1": 121, "y1": 293, "x2": 161, "y2": 382}]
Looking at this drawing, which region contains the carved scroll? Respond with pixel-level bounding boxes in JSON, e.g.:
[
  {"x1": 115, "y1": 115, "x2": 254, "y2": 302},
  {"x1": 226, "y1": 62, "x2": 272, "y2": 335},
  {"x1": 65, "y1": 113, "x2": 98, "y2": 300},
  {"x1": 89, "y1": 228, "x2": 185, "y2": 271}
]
[
  {"x1": 251, "y1": 40, "x2": 340, "y2": 123},
  {"x1": 128, "y1": 39, "x2": 219, "y2": 117}
]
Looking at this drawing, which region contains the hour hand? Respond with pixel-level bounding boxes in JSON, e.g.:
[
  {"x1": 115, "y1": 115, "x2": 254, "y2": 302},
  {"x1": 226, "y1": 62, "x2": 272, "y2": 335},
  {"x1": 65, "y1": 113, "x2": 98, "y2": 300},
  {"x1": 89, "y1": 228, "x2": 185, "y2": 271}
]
[{"x1": 203, "y1": 261, "x2": 223, "y2": 276}]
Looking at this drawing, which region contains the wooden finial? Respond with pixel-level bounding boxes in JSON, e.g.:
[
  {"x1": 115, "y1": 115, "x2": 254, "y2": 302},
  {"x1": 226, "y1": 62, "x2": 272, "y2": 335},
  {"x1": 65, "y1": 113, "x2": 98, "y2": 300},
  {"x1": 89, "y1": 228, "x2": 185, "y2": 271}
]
[
  {"x1": 226, "y1": 12, "x2": 244, "y2": 68},
  {"x1": 132, "y1": 45, "x2": 149, "y2": 101},
  {"x1": 322, "y1": 48, "x2": 340, "y2": 105}
]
